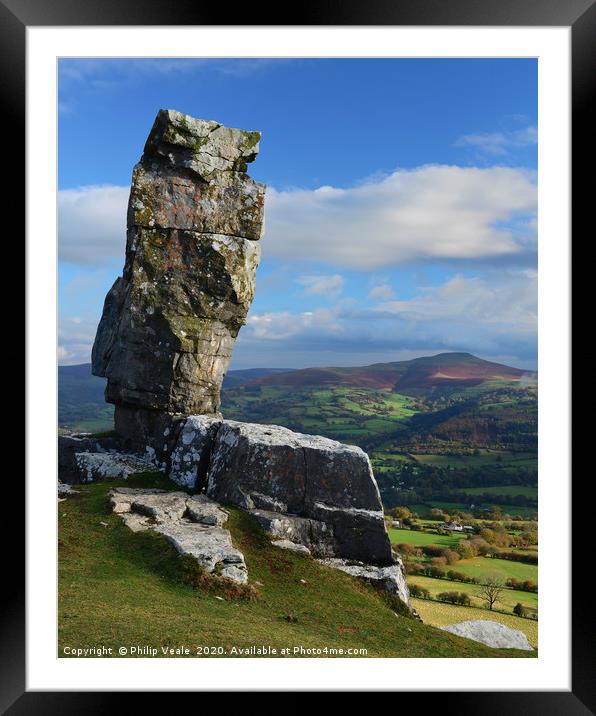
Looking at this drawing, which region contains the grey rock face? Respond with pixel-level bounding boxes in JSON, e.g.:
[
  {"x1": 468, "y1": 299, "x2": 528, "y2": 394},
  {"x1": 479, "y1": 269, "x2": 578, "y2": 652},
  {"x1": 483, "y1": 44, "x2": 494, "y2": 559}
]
[
  {"x1": 92, "y1": 109, "x2": 265, "y2": 420},
  {"x1": 109, "y1": 487, "x2": 248, "y2": 583},
  {"x1": 439, "y1": 620, "x2": 534, "y2": 650},
  {"x1": 317, "y1": 558, "x2": 410, "y2": 605},
  {"x1": 86, "y1": 111, "x2": 399, "y2": 594}
]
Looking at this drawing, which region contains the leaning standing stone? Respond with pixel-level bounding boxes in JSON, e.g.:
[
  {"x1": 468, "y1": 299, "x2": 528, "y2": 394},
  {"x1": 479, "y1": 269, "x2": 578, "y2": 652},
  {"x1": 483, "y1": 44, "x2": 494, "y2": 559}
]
[{"x1": 92, "y1": 109, "x2": 265, "y2": 441}]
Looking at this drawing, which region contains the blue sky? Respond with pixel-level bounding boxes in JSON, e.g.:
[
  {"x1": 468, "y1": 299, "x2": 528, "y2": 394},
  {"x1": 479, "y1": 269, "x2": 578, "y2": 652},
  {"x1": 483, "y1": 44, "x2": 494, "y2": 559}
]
[{"x1": 58, "y1": 58, "x2": 538, "y2": 370}]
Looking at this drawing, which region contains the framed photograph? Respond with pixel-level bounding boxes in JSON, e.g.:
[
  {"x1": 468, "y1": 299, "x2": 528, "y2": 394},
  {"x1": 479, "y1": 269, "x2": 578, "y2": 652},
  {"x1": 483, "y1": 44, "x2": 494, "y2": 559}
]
[{"x1": 11, "y1": 0, "x2": 589, "y2": 708}]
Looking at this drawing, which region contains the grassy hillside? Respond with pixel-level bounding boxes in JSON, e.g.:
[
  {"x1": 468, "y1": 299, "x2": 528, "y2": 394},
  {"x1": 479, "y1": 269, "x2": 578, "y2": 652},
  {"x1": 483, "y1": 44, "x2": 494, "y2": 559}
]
[{"x1": 58, "y1": 472, "x2": 534, "y2": 658}]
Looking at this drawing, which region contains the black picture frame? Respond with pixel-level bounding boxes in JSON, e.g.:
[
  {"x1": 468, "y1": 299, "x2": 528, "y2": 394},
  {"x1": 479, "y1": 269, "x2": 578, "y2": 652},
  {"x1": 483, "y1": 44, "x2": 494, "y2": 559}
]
[{"x1": 10, "y1": 0, "x2": 589, "y2": 710}]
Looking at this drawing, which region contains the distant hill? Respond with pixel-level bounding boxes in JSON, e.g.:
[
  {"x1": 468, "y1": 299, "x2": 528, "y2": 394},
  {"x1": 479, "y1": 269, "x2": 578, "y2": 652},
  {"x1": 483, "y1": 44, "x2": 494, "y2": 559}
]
[
  {"x1": 58, "y1": 354, "x2": 537, "y2": 437},
  {"x1": 249, "y1": 353, "x2": 536, "y2": 395},
  {"x1": 58, "y1": 364, "x2": 294, "y2": 430}
]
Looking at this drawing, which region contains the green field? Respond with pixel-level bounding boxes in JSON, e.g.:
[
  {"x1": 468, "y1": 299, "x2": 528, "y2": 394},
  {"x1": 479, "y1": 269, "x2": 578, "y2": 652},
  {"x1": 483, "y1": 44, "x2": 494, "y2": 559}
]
[
  {"x1": 223, "y1": 386, "x2": 419, "y2": 444},
  {"x1": 411, "y1": 598, "x2": 538, "y2": 648},
  {"x1": 452, "y1": 556, "x2": 537, "y2": 584},
  {"x1": 58, "y1": 472, "x2": 534, "y2": 658},
  {"x1": 388, "y1": 528, "x2": 463, "y2": 549},
  {"x1": 407, "y1": 574, "x2": 538, "y2": 613},
  {"x1": 460, "y1": 485, "x2": 537, "y2": 499},
  {"x1": 413, "y1": 450, "x2": 535, "y2": 468}
]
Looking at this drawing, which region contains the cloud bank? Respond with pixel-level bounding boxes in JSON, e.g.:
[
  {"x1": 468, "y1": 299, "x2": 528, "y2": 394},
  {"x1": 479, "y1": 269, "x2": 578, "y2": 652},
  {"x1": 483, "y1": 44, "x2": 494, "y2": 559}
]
[{"x1": 59, "y1": 165, "x2": 537, "y2": 270}]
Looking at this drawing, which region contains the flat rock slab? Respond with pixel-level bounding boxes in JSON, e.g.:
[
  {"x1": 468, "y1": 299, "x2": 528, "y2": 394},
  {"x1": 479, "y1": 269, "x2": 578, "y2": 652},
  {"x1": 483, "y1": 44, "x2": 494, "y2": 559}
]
[
  {"x1": 317, "y1": 558, "x2": 410, "y2": 606},
  {"x1": 156, "y1": 521, "x2": 247, "y2": 582},
  {"x1": 271, "y1": 539, "x2": 311, "y2": 555},
  {"x1": 74, "y1": 452, "x2": 157, "y2": 483},
  {"x1": 186, "y1": 494, "x2": 229, "y2": 526},
  {"x1": 109, "y1": 488, "x2": 247, "y2": 583},
  {"x1": 439, "y1": 620, "x2": 534, "y2": 650},
  {"x1": 131, "y1": 492, "x2": 189, "y2": 521}
]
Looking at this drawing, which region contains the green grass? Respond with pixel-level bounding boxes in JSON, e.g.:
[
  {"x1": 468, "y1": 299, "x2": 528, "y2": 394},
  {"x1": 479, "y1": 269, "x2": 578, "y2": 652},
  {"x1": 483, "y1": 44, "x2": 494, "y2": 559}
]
[
  {"x1": 58, "y1": 472, "x2": 533, "y2": 658},
  {"x1": 411, "y1": 598, "x2": 538, "y2": 648},
  {"x1": 388, "y1": 528, "x2": 463, "y2": 549},
  {"x1": 407, "y1": 574, "x2": 537, "y2": 613}
]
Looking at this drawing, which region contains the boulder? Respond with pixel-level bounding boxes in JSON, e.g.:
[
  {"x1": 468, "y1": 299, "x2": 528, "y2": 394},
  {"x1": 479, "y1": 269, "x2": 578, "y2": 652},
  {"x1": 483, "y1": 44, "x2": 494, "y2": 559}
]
[
  {"x1": 92, "y1": 109, "x2": 265, "y2": 424},
  {"x1": 58, "y1": 482, "x2": 79, "y2": 498},
  {"x1": 439, "y1": 620, "x2": 533, "y2": 650},
  {"x1": 205, "y1": 421, "x2": 392, "y2": 565}
]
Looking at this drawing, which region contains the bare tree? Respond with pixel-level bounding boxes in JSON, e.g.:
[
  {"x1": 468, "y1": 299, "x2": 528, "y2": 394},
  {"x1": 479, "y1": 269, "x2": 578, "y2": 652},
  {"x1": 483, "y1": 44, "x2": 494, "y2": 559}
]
[{"x1": 478, "y1": 578, "x2": 505, "y2": 611}]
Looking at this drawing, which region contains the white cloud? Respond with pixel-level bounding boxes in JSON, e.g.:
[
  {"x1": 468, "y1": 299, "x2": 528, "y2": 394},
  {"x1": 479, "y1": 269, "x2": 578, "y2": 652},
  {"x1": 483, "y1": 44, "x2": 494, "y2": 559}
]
[
  {"x1": 376, "y1": 271, "x2": 537, "y2": 332},
  {"x1": 455, "y1": 126, "x2": 537, "y2": 156},
  {"x1": 296, "y1": 274, "x2": 344, "y2": 299},
  {"x1": 59, "y1": 165, "x2": 536, "y2": 270},
  {"x1": 246, "y1": 308, "x2": 341, "y2": 341},
  {"x1": 59, "y1": 185, "x2": 128, "y2": 265},
  {"x1": 367, "y1": 283, "x2": 395, "y2": 300},
  {"x1": 234, "y1": 270, "x2": 537, "y2": 369},
  {"x1": 264, "y1": 165, "x2": 536, "y2": 269},
  {"x1": 58, "y1": 315, "x2": 99, "y2": 365}
]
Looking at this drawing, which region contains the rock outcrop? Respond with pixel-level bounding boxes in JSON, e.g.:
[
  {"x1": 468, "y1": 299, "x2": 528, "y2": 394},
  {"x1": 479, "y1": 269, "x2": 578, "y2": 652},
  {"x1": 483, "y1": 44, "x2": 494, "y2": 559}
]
[
  {"x1": 91, "y1": 109, "x2": 265, "y2": 436},
  {"x1": 110, "y1": 487, "x2": 248, "y2": 583},
  {"x1": 87, "y1": 110, "x2": 408, "y2": 603},
  {"x1": 439, "y1": 620, "x2": 534, "y2": 650}
]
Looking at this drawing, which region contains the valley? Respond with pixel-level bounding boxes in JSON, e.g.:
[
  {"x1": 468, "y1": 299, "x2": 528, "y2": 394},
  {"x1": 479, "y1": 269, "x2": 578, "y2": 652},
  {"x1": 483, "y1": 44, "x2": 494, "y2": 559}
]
[{"x1": 59, "y1": 352, "x2": 538, "y2": 642}]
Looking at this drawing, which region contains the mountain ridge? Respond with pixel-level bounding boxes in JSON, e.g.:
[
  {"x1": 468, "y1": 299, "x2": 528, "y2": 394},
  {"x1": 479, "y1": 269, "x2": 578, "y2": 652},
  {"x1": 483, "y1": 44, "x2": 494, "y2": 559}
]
[{"x1": 244, "y1": 352, "x2": 537, "y2": 395}]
